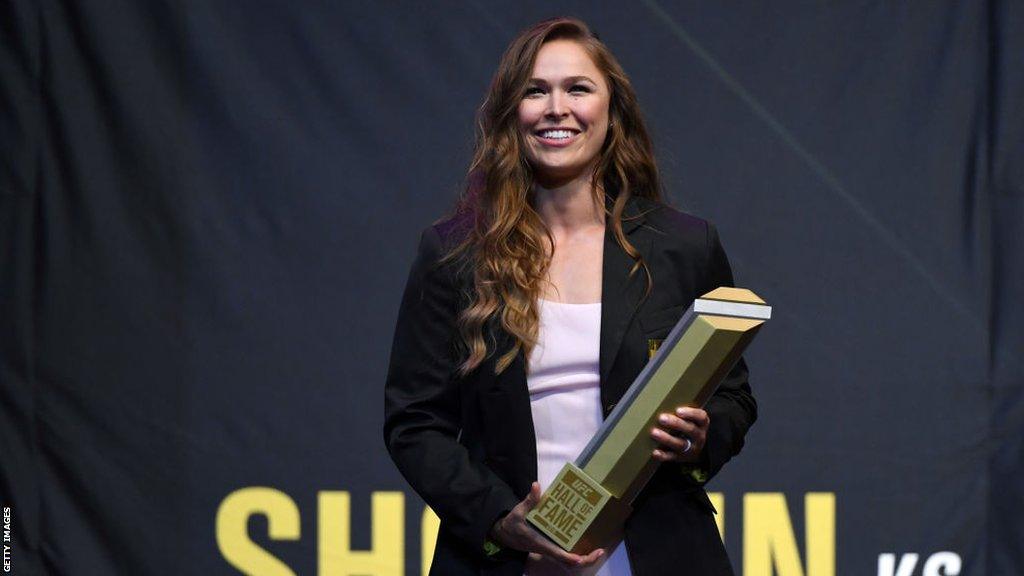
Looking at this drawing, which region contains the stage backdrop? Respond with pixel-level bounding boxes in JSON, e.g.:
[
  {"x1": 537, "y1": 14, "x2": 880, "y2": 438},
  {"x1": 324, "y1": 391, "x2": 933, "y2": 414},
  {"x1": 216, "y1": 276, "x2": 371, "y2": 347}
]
[{"x1": 2, "y1": 2, "x2": 1021, "y2": 575}]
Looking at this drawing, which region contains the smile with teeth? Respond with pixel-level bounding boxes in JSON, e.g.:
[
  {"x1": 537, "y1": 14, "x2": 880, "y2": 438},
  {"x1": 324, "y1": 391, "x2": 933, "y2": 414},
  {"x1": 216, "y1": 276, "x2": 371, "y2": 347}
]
[
  {"x1": 539, "y1": 129, "x2": 576, "y2": 139},
  {"x1": 535, "y1": 129, "x2": 580, "y2": 144}
]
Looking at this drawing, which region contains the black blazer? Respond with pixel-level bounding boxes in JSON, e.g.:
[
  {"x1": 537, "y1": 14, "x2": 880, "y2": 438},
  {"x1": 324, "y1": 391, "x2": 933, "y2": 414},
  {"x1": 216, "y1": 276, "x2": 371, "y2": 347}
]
[{"x1": 384, "y1": 195, "x2": 756, "y2": 576}]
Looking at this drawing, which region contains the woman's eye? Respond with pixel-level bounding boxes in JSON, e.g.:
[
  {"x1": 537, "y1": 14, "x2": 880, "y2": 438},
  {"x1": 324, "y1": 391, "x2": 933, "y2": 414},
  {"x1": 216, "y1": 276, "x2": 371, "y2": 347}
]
[
  {"x1": 569, "y1": 84, "x2": 591, "y2": 93},
  {"x1": 524, "y1": 87, "x2": 544, "y2": 97}
]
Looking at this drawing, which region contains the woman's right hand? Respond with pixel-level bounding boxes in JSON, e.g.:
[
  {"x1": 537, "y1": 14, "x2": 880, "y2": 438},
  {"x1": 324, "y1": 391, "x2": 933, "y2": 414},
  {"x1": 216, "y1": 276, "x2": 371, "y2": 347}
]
[{"x1": 488, "y1": 482, "x2": 606, "y2": 569}]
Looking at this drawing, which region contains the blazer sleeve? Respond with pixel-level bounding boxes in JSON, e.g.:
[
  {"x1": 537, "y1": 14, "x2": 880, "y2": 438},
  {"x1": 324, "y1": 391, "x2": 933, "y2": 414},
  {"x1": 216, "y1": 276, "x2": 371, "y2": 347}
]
[
  {"x1": 383, "y1": 225, "x2": 520, "y2": 557},
  {"x1": 686, "y1": 222, "x2": 759, "y2": 484}
]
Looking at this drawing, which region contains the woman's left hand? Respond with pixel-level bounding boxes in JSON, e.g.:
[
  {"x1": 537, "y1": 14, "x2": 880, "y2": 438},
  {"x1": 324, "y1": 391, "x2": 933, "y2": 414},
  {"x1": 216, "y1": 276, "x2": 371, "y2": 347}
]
[{"x1": 650, "y1": 406, "x2": 709, "y2": 463}]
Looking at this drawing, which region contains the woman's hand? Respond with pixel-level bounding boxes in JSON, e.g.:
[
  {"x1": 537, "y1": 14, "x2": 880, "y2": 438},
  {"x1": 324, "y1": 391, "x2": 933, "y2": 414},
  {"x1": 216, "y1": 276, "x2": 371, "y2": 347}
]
[
  {"x1": 488, "y1": 482, "x2": 606, "y2": 569},
  {"x1": 650, "y1": 406, "x2": 710, "y2": 463}
]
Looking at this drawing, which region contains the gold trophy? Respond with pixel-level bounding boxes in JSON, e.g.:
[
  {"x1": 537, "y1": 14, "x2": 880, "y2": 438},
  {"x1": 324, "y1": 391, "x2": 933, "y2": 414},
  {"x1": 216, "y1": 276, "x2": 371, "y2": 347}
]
[{"x1": 526, "y1": 287, "x2": 771, "y2": 553}]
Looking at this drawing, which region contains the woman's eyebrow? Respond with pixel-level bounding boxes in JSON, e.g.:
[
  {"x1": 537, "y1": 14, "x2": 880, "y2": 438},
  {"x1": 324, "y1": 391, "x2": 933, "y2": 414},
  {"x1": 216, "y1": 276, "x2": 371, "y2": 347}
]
[{"x1": 527, "y1": 75, "x2": 598, "y2": 85}]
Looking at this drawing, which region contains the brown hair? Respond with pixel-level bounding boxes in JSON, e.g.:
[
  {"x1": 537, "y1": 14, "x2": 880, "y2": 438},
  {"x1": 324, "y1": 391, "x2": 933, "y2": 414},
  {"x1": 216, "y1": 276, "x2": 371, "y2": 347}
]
[{"x1": 443, "y1": 16, "x2": 662, "y2": 376}]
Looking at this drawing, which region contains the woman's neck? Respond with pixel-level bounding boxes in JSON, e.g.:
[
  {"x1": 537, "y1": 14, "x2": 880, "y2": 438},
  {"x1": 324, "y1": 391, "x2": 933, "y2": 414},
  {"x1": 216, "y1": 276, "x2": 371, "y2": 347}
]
[{"x1": 533, "y1": 174, "x2": 605, "y2": 234}]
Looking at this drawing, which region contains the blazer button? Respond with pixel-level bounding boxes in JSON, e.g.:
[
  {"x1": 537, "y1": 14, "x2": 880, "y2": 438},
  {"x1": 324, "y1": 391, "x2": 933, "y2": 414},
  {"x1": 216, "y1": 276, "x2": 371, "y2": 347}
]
[{"x1": 605, "y1": 403, "x2": 616, "y2": 414}]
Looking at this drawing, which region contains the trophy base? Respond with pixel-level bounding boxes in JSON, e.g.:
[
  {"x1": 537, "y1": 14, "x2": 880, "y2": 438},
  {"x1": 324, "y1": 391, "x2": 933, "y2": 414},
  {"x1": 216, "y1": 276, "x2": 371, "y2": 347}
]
[{"x1": 526, "y1": 463, "x2": 632, "y2": 554}]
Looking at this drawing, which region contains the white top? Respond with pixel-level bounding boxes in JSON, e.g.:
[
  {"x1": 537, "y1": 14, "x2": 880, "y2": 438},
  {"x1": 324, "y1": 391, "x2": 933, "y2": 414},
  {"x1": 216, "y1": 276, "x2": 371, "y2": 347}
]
[{"x1": 524, "y1": 299, "x2": 632, "y2": 576}]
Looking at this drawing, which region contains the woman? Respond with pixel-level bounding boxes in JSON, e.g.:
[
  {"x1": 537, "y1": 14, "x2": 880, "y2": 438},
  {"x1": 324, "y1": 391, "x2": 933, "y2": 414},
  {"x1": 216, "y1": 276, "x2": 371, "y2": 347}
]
[{"x1": 384, "y1": 17, "x2": 756, "y2": 576}]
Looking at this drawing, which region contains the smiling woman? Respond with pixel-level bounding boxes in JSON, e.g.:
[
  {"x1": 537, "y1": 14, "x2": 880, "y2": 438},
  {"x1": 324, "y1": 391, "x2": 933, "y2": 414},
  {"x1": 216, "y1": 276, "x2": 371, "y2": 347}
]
[
  {"x1": 519, "y1": 40, "x2": 611, "y2": 188},
  {"x1": 384, "y1": 16, "x2": 756, "y2": 576}
]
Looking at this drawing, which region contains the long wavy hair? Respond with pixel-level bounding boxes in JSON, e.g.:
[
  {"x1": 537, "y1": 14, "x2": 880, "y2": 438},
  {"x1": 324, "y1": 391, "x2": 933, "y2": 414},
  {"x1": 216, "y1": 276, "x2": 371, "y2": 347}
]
[{"x1": 443, "y1": 17, "x2": 663, "y2": 376}]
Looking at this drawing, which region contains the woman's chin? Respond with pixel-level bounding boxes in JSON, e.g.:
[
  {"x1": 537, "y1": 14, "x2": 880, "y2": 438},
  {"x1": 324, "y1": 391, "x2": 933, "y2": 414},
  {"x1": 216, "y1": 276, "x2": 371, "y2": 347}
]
[{"x1": 532, "y1": 162, "x2": 588, "y2": 183}]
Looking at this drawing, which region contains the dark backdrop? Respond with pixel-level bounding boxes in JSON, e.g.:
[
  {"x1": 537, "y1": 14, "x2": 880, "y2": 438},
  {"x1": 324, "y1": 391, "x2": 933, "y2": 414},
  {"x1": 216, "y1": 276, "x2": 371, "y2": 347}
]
[{"x1": 2, "y1": 2, "x2": 1021, "y2": 575}]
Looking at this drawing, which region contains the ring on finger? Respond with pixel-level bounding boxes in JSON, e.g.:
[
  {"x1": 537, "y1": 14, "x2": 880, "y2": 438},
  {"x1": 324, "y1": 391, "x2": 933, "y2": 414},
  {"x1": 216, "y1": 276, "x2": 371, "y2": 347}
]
[{"x1": 681, "y1": 437, "x2": 693, "y2": 454}]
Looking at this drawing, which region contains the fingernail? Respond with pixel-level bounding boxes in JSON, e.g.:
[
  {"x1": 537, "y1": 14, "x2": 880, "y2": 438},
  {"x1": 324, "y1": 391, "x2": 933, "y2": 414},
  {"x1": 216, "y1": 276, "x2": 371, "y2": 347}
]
[
  {"x1": 658, "y1": 415, "x2": 669, "y2": 423},
  {"x1": 676, "y1": 408, "x2": 685, "y2": 415}
]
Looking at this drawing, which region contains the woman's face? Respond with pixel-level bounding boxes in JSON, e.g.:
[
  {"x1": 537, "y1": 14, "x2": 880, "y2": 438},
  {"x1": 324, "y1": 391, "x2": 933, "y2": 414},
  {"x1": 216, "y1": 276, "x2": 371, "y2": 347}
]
[{"x1": 518, "y1": 39, "x2": 611, "y2": 186}]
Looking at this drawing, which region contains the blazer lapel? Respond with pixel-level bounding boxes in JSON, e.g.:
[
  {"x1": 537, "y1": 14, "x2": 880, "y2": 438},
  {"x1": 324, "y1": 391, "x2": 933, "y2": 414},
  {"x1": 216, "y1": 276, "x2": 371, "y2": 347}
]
[{"x1": 599, "y1": 196, "x2": 651, "y2": 392}]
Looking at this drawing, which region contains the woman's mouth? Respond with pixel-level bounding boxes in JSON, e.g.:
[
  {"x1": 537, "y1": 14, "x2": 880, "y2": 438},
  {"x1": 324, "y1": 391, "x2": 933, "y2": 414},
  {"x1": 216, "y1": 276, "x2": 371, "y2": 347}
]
[{"x1": 533, "y1": 128, "x2": 581, "y2": 147}]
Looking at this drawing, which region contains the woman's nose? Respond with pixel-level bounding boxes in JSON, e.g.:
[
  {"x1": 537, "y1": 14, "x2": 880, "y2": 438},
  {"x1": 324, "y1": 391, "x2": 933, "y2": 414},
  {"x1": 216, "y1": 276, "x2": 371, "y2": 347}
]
[{"x1": 544, "y1": 91, "x2": 569, "y2": 118}]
